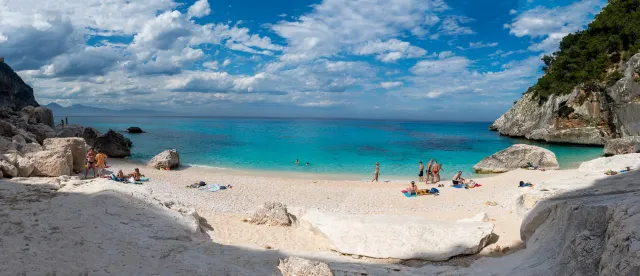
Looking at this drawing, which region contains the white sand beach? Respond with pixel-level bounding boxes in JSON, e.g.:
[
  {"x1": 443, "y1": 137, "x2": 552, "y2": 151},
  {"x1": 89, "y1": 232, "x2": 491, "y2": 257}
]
[{"x1": 96, "y1": 159, "x2": 577, "y2": 255}]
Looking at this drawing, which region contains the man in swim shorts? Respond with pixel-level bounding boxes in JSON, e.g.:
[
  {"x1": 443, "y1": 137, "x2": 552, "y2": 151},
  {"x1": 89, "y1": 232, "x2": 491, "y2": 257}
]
[
  {"x1": 418, "y1": 161, "x2": 424, "y2": 182},
  {"x1": 85, "y1": 148, "x2": 97, "y2": 179},
  {"x1": 426, "y1": 159, "x2": 433, "y2": 184}
]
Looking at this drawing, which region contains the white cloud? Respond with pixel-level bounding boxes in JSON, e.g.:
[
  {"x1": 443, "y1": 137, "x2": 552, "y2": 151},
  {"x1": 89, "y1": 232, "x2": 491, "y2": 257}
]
[
  {"x1": 355, "y1": 39, "x2": 426, "y2": 63},
  {"x1": 381, "y1": 81, "x2": 403, "y2": 89},
  {"x1": 437, "y1": 16, "x2": 474, "y2": 36},
  {"x1": 469, "y1": 41, "x2": 498, "y2": 49},
  {"x1": 410, "y1": 56, "x2": 471, "y2": 75},
  {"x1": 509, "y1": 9, "x2": 517, "y2": 15},
  {"x1": 187, "y1": 0, "x2": 211, "y2": 18},
  {"x1": 203, "y1": 61, "x2": 218, "y2": 70},
  {"x1": 222, "y1": 59, "x2": 231, "y2": 67},
  {"x1": 505, "y1": 0, "x2": 606, "y2": 52},
  {"x1": 271, "y1": 0, "x2": 450, "y2": 63}
]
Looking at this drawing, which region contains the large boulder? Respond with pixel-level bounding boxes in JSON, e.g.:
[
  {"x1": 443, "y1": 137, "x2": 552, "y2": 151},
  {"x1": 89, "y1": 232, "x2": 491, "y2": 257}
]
[
  {"x1": 0, "y1": 159, "x2": 18, "y2": 177},
  {"x1": 94, "y1": 129, "x2": 130, "y2": 157},
  {"x1": 20, "y1": 142, "x2": 42, "y2": 154},
  {"x1": 473, "y1": 144, "x2": 559, "y2": 173},
  {"x1": 148, "y1": 149, "x2": 180, "y2": 169},
  {"x1": 603, "y1": 137, "x2": 640, "y2": 156},
  {"x1": 26, "y1": 123, "x2": 56, "y2": 144},
  {"x1": 43, "y1": 138, "x2": 87, "y2": 172},
  {"x1": 27, "y1": 147, "x2": 73, "y2": 176},
  {"x1": 246, "y1": 202, "x2": 292, "y2": 226},
  {"x1": 277, "y1": 257, "x2": 333, "y2": 276},
  {"x1": 300, "y1": 209, "x2": 494, "y2": 261},
  {"x1": 3, "y1": 150, "x2": 36, "y2": 177}
]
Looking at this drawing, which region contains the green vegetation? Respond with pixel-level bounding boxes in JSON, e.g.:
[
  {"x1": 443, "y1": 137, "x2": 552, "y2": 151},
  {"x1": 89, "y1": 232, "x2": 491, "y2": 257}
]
[{"x1": 529, "y1": 0, "x2": 640, "y2": 100}]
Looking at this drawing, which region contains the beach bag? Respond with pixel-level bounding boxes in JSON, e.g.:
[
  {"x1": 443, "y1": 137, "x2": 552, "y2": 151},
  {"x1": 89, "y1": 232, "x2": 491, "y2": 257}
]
[{"x1": 430, "y1": 188, "x2": 439, "y2": 194}]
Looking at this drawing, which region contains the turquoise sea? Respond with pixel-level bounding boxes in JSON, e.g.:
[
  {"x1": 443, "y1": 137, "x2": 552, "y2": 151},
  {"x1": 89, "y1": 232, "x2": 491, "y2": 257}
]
[{"x1": 59, "y1": 116, "x2": 603, "y2": 180}]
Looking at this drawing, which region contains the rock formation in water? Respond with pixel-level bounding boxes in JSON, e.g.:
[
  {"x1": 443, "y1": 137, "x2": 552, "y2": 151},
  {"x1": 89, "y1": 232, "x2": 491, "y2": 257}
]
[{"x1": 491, "y1": 53, "x2": 640, "y2": 146}]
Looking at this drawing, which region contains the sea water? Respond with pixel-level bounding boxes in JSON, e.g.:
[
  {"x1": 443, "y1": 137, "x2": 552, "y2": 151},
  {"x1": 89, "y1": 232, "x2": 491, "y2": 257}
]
[{"x1": 60, "y1": 116, "x2": 603, "y2": 180}]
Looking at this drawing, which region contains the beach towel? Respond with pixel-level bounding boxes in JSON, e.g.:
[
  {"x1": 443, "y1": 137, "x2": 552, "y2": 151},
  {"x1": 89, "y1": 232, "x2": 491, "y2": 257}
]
[
  {"x1": 402, "y1": 189, "x2": 436, "y2": 197},
  {"x1": 452, "y1": 184, "x2": 465, "y2": 188},
  {"x1": 139, "y1": 177, "x2": 150, "y2": 182},
  {"x1": 401, "y1": 190, "x2": 417, "y2": 197},
  {"x1": 199, "y1": 184, "x2": 229, "y2": 192}
]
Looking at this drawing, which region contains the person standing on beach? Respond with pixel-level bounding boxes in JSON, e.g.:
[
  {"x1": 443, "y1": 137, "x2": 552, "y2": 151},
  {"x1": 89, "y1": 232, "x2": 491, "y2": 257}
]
[
  {"x1": 85, "y1": 148, "x2": 97, "y2": 179},
  {"x1": 426, "y1": 159, "x2": 433, "y2": 184},
  {"x1": 418, "y1": 161, "x2": 424, "y2": 182},
  {"x1": 432, "y1": 161, "x2": 441, "y2": 184},
  {"x1": 372, "y1": 162, "x2": 380, "y2": 182},
  {"x1": 95, "y1": 150, "x2": 108, "y2": 177}
]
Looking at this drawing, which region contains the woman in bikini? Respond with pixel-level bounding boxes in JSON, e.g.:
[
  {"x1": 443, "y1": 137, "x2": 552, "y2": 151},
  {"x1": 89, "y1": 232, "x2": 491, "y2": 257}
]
[
  {"x1": 84, "y1": 148, "x2": 97, "y2": 179},
  {"x1": 129, "y1": 168, "x2": 144, "y2": 181}
]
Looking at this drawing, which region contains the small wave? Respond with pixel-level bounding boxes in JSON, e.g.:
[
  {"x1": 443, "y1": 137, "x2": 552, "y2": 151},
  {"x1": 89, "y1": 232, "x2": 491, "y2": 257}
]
[{"x1": 185, "y1": 163, "x2": 229, "y2": 170}]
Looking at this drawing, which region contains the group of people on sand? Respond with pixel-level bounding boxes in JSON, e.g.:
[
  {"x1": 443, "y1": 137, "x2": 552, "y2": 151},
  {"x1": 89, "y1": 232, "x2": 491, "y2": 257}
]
[
  {"x1": 84, "y1": 147, "x2": 144, "y2": 181},
  {"x1": 370, "y1": 160, "x2": 443, "y2": 185},
  {"x1": 418, "y1": 160, "x2": 442, "y2": 184}
]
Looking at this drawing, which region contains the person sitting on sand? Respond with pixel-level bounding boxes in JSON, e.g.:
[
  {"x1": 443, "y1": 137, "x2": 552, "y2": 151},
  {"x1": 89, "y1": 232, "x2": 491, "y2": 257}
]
[
  {"x1": 95, "y1": 150, "x2": 108, "y2": 177},
  {"x1": 452, "y1": 171, "x2": 465, "y2": 185},
  {"x1": 407, "y1": 181, "x2": 418, "y2": 195},
  {"x1": 85, "y1": 148, "x2": 97, "y2": 179},
  {"x1": 117, "y1": 170, "x2": 125, "y2": 180},
  {"x1": 128, "y1": 168, "x2": 144, "y2": 181},
  {"x1": 372, "y1": 162, "x2": 380, "y2": 182}
]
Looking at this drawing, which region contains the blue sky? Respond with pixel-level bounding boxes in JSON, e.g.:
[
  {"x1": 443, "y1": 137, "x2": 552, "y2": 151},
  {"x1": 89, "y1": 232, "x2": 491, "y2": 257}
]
[{"x1": 0, "y1": 0, "x2": 606, "y2": 121}]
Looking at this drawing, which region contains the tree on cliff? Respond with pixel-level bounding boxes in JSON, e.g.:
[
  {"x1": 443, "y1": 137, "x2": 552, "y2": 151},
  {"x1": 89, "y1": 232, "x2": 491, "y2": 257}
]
[{"x1": 530, "y1": 0, "x2": 640, "y2": 100}]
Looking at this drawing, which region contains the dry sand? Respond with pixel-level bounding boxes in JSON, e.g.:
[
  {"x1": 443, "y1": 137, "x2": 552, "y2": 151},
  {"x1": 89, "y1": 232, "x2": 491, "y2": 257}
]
[{"x1": 102, "y1": 159, "x2": 577, "y2": 255}]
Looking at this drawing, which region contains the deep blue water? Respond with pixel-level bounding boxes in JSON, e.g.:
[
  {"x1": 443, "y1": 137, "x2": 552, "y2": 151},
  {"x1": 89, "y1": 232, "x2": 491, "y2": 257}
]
[{"x1": 59, "y1": 116, "x2": 603, "y2": 179}]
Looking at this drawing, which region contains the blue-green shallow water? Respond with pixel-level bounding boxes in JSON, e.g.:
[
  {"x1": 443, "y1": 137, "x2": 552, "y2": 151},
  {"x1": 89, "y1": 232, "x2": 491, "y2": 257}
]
[{"x1": 59, "y1": 116, "x2": 603, "y2": 180}]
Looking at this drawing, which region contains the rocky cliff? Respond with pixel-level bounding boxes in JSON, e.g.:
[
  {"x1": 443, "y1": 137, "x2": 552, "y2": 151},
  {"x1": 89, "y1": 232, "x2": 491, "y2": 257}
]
[
  {"x1": 491, "y1": 53, "x2": 640, "y2": 146},
  {"x1": 0, "y1": 62, "x2": 39, "y2": 110}
]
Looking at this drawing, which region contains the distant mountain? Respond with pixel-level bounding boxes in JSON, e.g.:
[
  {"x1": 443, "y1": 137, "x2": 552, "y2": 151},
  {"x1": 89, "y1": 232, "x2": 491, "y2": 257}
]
[{"x1": 45, "y1": 103, "x2": 175, "y2": 116}]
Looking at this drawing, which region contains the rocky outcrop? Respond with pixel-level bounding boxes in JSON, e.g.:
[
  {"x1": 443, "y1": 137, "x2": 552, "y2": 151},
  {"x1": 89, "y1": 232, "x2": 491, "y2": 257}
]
[
  {"x1": 461, "y1": 154, "x2": 640, "y2": 276},
  {"x1": 246, "y1": 202, "x2": 292, "y2": 226},
  {"x1": 127, "y1": 127, "x2": 144, "y2": 133},
  {"x1": 473, "y1": 144, "x2": 559, "y2": 173},
  {"x1": 0, "y1": 62, "x2": 39, "y2": 110},
  {"x1": 1, "y1": 150, "x2": 35, "y2": 177},
  {"x1": 0, "y1": 159, "x2": 18, "y2": 177},
  {"x1": 148, "y1": 149, "x2": 180, "y2": 169},
  {"x1": 21, "y1": 106, "x2": 54, "y2": 127},
  {"x1": 25, "y1": 123, "x2": 56, "y2": 144},
  {"x1": 277, "y1": 257, "x2": 333, "y2": 276},
  {"x1": 603, "y1": 136, "x2": 640, "y2": 156},
  {"x1": 43, "y1": 138, "x2": 87, "y2": 172},
  {"x1": 491, "y1": 53, "x2": 640, "y2": 146},
  {"x1": 94, "y1": 130, "x2": 131, "y2": 157},
  {"x1": 300, "y1": 209, "x2": 494, "y2": 261}
]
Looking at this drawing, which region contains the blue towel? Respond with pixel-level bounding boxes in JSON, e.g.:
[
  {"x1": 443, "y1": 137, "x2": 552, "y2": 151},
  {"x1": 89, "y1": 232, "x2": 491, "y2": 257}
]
[
  {"x1": 402, "y1": 191, "x2": 417, "y2": 198},
  {"x1": 199, "y1": 184, "x2": 225, "y2": 192},
  {"x1": 452, "y1": 184, "x2": 464, "y2": 188}
]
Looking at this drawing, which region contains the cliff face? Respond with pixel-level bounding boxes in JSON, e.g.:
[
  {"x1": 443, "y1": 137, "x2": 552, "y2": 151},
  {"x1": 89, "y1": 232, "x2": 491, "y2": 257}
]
[
  {"x1": 491, "y1": 53, "x2": 640, "y2": 146},
  {"x1": 0, "y1": 62, "x2": 39, "y2": 110}
]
